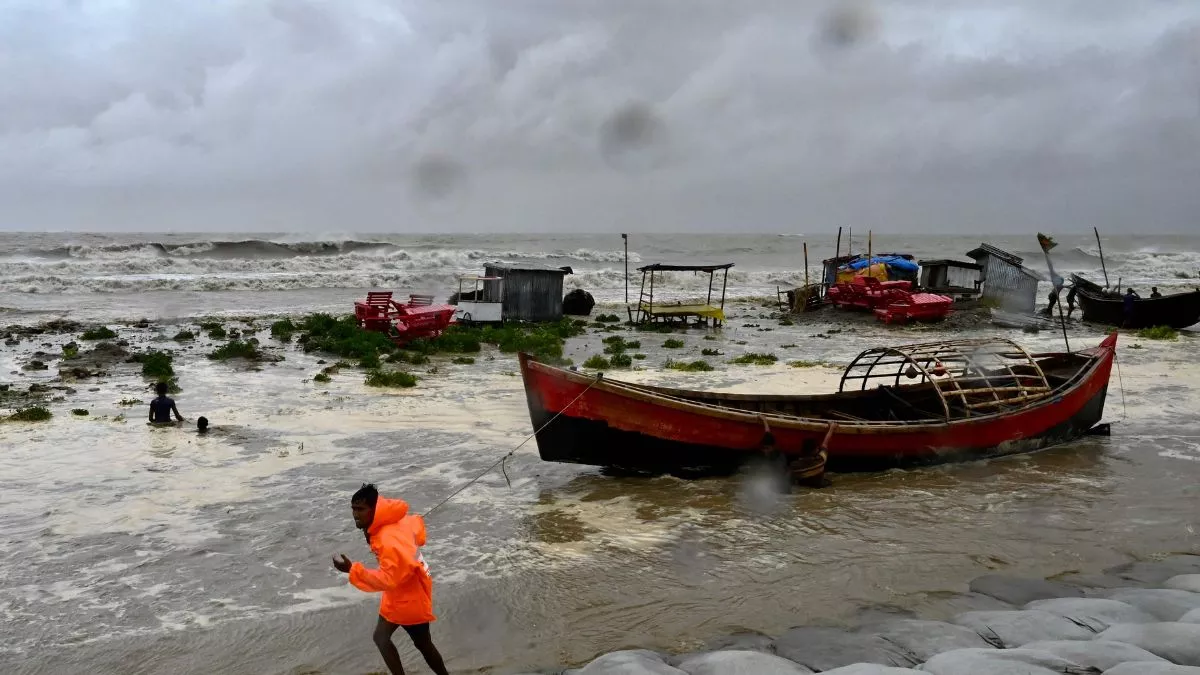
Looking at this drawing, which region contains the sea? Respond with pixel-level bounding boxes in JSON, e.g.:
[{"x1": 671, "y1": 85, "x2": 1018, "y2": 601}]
[{"x1": 1, "y1": 231, "x2": 1199, "y2": 675}]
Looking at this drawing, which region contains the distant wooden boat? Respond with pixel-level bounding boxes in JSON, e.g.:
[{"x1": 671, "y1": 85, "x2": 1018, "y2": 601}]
[
  {"x1": 518, "y1": 334, "x2": 1117, "y2": 474},
  {"x1": 1071, "y1": 275, "x2": 1200, "y2": 329}
]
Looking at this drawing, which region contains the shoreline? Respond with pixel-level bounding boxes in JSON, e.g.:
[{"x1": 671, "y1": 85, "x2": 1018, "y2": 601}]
[{"x1": 2, "y1": 302, "x2": 1199, "y2": 674}]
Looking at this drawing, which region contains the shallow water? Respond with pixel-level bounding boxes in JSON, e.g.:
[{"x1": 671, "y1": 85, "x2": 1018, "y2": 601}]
[{"x1": 2, "y1": 303, "x2": 1198, "y2": 674}]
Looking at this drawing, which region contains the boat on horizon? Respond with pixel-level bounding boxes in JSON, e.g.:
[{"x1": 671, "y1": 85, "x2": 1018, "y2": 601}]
[{"x1": 518, "y1": 334, "x2": 1117, "y2": 475}]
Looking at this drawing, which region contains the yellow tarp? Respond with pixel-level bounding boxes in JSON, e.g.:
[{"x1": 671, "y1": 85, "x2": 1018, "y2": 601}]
[
  {"x1": 836, "y1": 264, "x2": 889, "y2": 284},
  {"x1": 639, "y1": 303, "x2": 725, "y2": 321}
]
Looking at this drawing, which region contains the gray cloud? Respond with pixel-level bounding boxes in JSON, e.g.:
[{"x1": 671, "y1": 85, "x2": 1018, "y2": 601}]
[{"x1": 1, "y1": 0, "x2": 1198, "y2": 232}]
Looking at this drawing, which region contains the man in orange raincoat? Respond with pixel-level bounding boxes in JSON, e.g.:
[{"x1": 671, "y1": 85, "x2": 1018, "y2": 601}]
[{"x1": 333, "y1": 484, "x2": 450, "y2": 675}]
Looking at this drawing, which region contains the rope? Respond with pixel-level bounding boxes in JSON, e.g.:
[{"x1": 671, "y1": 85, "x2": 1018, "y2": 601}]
[
  {"x1": 422, "y1": 373, "x2": 604, "y2": 519},
  {"x1": 1113, "y1": 347, "x2": 1128, "y2": 425}
]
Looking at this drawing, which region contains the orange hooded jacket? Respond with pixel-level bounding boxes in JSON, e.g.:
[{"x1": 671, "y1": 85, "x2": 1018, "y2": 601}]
[{"x1": 348, "y1": 497, "x2": 436, "y2": 626}]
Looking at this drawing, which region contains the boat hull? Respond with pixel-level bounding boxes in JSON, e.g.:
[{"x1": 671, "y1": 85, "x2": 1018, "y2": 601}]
[
  {"x1": 1074, "y1": 287, "x2": 1200, "y2": 329},
  {"x1": 519, "y1": 336, "x2": 1115, "y2": 474}
]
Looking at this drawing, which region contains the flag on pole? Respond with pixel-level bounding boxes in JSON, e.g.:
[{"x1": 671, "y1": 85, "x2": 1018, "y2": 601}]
[
  {"x1": 1037, "y1": 233, "x2": 1057, "y2": 253},
  {"x1": 1037, "y1": 233, "x2": 1063, "y2": 291}
]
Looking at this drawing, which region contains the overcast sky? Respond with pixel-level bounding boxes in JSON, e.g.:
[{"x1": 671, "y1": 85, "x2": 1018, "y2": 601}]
[{"x1": 1, "y1": 0, "x2": 1198, "y2": 233}]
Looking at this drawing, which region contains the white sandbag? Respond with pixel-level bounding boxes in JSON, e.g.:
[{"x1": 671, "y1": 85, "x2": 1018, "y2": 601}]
[
  {"x1": 968, "y1": 574, "x2": 1083, "y2": 606},
  {"x1": 1023, "y1": 639, "x2": 1166, "y2": 670},
  {"x1": 860, "y1": 619, "x2": 995, "y2": 661},
  {"x1": 1102, "y1": 663, "x2": 1200, "y2": 675},
  {"x1": 568, "y1": 650, "x2": 685, "y2": 675},
  {"x1": 675, "y1": 650, "x2": 813, "y2": 675},
  {"x1": 820, "y1": 665, "x2": 925, "y2": 675},
  {"x1": 1163, "y1": 575, "x2": 1200, "y2": 594},
  {"x1": 920, "y1": 647, "x2": 1083, "y2": 675},
  {"x1": 952, "y1": 610, "x2": 1095, "y2": 647},
  {"x1": 773, "y1": 626, "x2": 917, "y2": 672},
  {"x1": 1025, "y1": 597, "x2": 1159, "y2": 631},
  {"x1": 1096, "y1": 623, "x2": 1200, "y2": 666},
  {"x1": 1179, "y1": 609, "x2": 1200, "y2": 624},
  {"x1": 1102, "y1": 589, "x2": 1200, "y2": 622}
]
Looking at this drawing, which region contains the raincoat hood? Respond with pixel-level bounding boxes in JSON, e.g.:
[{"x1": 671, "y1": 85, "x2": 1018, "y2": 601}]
[{"x1": 367, "y1": 497, "x2": 410, "y2": 538}]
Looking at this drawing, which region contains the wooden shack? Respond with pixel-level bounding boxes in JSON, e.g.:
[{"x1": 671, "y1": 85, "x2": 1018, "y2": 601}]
[
  {"x1": 482, "y1": 262, "x2": 572, "y2": 322},
  {"x1": 919, "y1": 259, "x2": 982, "y2": 301},
  {"x1": 965, "y1": 244, "x2": 1043, "y2": 313}
]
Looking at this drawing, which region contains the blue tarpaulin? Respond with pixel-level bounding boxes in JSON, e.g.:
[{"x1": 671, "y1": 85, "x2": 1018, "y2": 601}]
[{"x1": 843, "y1": 255, "x2": 919, "y2": 272}]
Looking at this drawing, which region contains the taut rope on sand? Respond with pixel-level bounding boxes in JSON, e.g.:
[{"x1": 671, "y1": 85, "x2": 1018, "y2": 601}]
[{"x1": 421, "y1": 373, "x2": 604, "y2": 519}]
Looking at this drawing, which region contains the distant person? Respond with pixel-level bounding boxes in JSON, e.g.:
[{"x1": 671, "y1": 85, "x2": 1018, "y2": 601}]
[
  {"x1": 1123, "y1": 288, "x2": 1140, "y2": 327},
  {"x1": 333, "y1": 484, "x2": 449, "y2": 675},
  {"x1": 1150, "y1": 287, "x2": 1163, "y2": 299},
  {"x1": 148, "y1": 382, "x2": 183, "y2": 425},
  {"x1": 1065, "y1": 285, "x2": 1078, "y2": 317},
  {"x1": 197, "y1": 416, "x2": 209, "y2": 434}
]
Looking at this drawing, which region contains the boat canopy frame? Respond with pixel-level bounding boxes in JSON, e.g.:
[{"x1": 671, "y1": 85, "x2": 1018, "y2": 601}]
[
  {"x1": 634, "y1": 262, "x2": 734, "y2": 327},
  {"x1": 838, "y1": 338, "x2": 1052, "y2": 420}
]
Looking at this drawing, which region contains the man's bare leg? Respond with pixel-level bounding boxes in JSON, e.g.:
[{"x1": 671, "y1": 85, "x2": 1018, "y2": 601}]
[
  {"x1": 405, "y1": 623, "x2": 450, "y2": 675},
  {"x1": 372, "y1": 617, "x2": 406, "y2": 675}
]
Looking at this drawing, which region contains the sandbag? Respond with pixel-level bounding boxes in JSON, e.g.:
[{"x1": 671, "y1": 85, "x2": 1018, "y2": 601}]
[
  {"x1": 1180, "y1": 609, "x2": 1200, "y2": 624},
  {"x1": 773, "y1": 626, "x2": 917, "y2": 672},
  {"x1": 702, "y1": 632, "x2": 776, "y2": 653},
  {"x1": 968, "y1": 574, "x2": 1083, "y2": 606},
  {"x1": 820, "y1": 665, "x2": 925, "y2": 675},
  {"x1": 860, "y1": 619, "x2": 995, "y2": 660},
  {"x1": 1022, "y1": 639, "x2": 1166, "y2": 670},
  {"x1": 919, "y1": 647, "x2": 1088, "y2": 675},
  {"x1": 1102, "y1": 663, "x2": 1200, "y2": 675},
  {"x1": 1163, "y1": 575, "x2": 1200, "y2": 594},
  {"x1": 1096, "y1": 623, "x2": 1200, "y2": 666},
  {"x1": 1103, "y1": 556, "x2": 1200, "y2": 586},
  {"x1": 675, "y1": 650, "x2": 812, "y2": 675},
  {"x1": 567, "y1": 650, "x2": 685, "y2": 675},
  {"x1": 1101, "y1": 589, "x2": 1200, "y2": 622},
  {"x1": 952, "y1": 610, "x2": 1096, "y2": 647},
  {"x1": 1026, "y1": 597, "x2": 1159, "y2": 631}
]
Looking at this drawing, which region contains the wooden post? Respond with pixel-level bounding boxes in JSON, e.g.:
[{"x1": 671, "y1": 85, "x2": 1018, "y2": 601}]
[
  {"x1": 622, "y1": 233, "x2": 629, "y2": 304},
  {"x1": 835, "y1": 226, "x2": 842, "y2": 260},
  {"x1": 867, "y1": 230, "x2": 873, "y2": 278},
  {"x1": 803, "y1": 242, "x2": 810, "y2": 311},
  {"x1": 719, "y1": 267, "x2": 729, "y2": 326},
  {"x1": 1093, "y1": 227, "x2": 1110, "y2": 288}
]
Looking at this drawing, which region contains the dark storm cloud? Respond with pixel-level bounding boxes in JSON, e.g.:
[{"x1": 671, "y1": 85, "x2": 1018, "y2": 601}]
[{"x1": 1, "y1": 0, "x2": 1198, "y2": 232}]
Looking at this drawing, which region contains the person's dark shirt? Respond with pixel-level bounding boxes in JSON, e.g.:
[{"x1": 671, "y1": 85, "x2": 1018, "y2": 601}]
[
  {"x1": 1123, "y1": 294, "x2": 1135, "y2": 312},
  {"x1": 150, "y1": 396, "x2": 176, "y2": 423}
]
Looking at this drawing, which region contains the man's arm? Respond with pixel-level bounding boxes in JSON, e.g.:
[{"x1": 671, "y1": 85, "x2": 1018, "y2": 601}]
[
  {"x1": 148, "y1": 401, "x2": 156, "y2": 422},
  {"x1": 348, "y1": 545, "x2": 415, "y2": 593},
  {"x1": 172, "y1": 402, "x2": 183, "y2": 421}
]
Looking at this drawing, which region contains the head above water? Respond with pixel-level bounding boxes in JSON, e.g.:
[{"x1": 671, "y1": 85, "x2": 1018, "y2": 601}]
[
  {"x1": 197, "y1": 416, "x2": 208, "y2": 432},
  {"x1": 351, "y1": 482, "x2": 379, "y2": 530},
  {"x1": 1126, "y1": 288, "x2": 1136, "y2": 295},
  {"x1": 155, "y1": 381, "x2": 169, "y2": 396}
]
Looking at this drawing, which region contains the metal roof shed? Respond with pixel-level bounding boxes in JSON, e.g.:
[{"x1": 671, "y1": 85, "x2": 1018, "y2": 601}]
[
  {"x1": 919, "y1": 259, "x2": 983, "y2": 297},
  {"x1": 966, "y1": 244, "x2": 1044, "y2": 313},
  {"x1": 482, "y1": 262, "x2": 572, "y2": 322}
]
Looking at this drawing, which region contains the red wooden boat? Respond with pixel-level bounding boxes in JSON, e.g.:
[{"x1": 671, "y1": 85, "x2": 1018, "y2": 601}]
[
  {"x1": 353, "y1": 291, "x2": 456, "y2": 345},
  {"x1": 518, "y1": 334, "x2": 1117, "y2": 474},
  {"x1": 874, "y1": 292, "x2": 954, "y2": 324}
]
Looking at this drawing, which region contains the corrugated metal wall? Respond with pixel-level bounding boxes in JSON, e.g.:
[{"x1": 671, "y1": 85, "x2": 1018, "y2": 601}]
[
  {"x1": 978, "y1": 256, "x2": 1038, "y2": 313},
  {"x1": 483, "y1": 265, "x2": 565, "y2": 322}
]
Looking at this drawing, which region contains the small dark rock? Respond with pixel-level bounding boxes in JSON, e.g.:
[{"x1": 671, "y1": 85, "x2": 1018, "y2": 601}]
[
  {"x1": 23, "y1": 360, "x2": 49, "y2": 371},
  {"x1": 29, "y1": 383, "x2": 50, "y2": 393},
  {"x1": 4, "y1": 338, "x2": 17, "y2": 346}
]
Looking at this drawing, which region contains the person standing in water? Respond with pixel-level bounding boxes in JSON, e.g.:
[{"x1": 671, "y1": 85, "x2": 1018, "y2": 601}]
[
  {"x1": 333, "y1": 483, "x2": 450, "y2": 675},
  {"x1": 148, "y1": 381, "x2": 183, "y2": 424}
]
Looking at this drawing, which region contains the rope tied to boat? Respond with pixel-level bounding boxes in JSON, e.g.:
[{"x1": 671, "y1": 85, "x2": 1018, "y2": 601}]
[{"x1": 421, "y1": 372, "x2": 604, "y2": 519}]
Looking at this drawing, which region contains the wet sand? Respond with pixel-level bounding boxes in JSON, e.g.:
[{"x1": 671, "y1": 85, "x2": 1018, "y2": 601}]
[{"x1": 1, "y1": 304, "x2": 1198, "y2": 674}]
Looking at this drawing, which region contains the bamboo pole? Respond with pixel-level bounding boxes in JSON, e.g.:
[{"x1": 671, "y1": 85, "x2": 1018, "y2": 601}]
[
  {"x1": 803, "y1": 242, "x2": 810, "y2": 310},
  {"x1": 1093, "y1": 226, "x2": 1110, "y2": 288}
]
